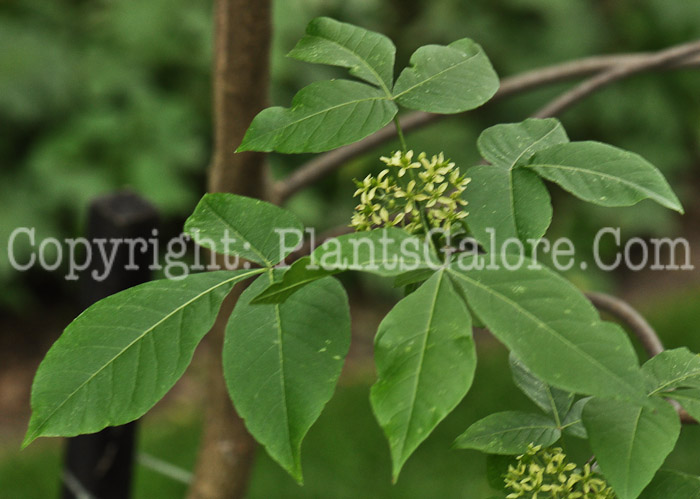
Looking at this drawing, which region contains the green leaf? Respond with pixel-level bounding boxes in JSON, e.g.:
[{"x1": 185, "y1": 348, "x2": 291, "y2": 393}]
[
  {"x1": 477, "y1": 118, "x2": 569, "y2": 169},
  {"x1": 640, "y1": 470, "x2": 700, "y2": 499},
  {"x1": 526, "y1": 141, "x2": 683, "y2": 213},
  {"x1": 237, "y1": 79, "x2": 397, "y2": 153},
  {"x1": 666, "y1": 388, "x2": 700, "y2": 422},
  {"x1": 309, "y1": 227, "x2": 439, "y2": 276},
  {"x1": 642, "y1": 347, "x2": 700, "y2": 395},
  {"x1": 392, "y1": 268, "x2": 436, "y2": 288},
  {"x1": 370, "y1": 270, "x2": 476, "y2": 480},
  {"x1": 288, "y1": 17, "x2": 395, "y2": 93},
  {"x1": 24, "y1": 269, "x2": 261, "y2": 447},
  {"x1": 184, "y1": 193, "x2": 303, "y2": 266},
  {"x1": 583, "y1": 397, "x2": 681, "y2": 499},
  {"x1": 448, "y1": 257, "x2": 646, "y2": 401},
  {"x1": 251, "y1": 228, "x2": 440, "y2": 305},
  {"x1": 251, "y1": 228, "x2": 439, "y2": 303},
  {"x1": 453, "y1": 411, "x2": 560, "y2": 455},
  {"x1": 393, "y1": 38, "x2": 499, "y2": 114},
  {"x1": 224, "y1": 273, "x2": 350, "y2": 483},
  {"x1": 509, "y1": 353, "x2": 574, "y2": 424},
  {"x1": 463, "y1": 119, "x2": 568, "y2": 253},
  {"x1": 251, "y1": 256, "x2": 337, "y2": 304},
  {"x1": 561, "y1": 397, "x2": 591, "y2": 439},
  {"x1": 464, "y1": 165, "x2": 552, "y2": 254}
]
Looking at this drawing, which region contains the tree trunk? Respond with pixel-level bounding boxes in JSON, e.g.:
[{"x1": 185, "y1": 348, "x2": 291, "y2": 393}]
[{"x1": 187, "y1": 1, "x2": 271, "y2": 498}]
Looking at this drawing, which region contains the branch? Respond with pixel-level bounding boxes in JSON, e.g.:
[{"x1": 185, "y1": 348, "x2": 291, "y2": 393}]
[
  {"x1": 532, "y1": 40, "x2": 700, "y2": 118},
  {"x1": 586, "y1": 291, "x2": 665, "y2": 358},
  {"x1": 272, "y1": 44, "x2": 700, "y2": 204},
  {"x1": 586, "y1": 291, "x2": 697, "y2": 425}
]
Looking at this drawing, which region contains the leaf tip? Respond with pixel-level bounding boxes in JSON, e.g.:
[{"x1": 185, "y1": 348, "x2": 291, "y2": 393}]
[
  {"x1": 390, "y1": 456, "x2": 408, "y2": 484},
  {"x1": 21, "y1": 427, "x2": 37, "y2": 449},
  {"x1": 289, "y1": 460, "x2": 305, "y2": 486}
]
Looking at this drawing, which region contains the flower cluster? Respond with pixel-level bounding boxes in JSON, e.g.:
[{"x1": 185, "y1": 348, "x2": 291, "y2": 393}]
[
  {"x1": 350, "y1": 150, "x2": 470, "y2": 234},
  {"x1": 504, "y1": 445, "x2": 616, "y2": 499}
]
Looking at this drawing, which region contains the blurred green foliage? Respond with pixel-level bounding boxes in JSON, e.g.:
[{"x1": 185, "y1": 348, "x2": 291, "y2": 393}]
[
  {"x1": 0, "y1": 0, "x2": 212, "y2": 307},
  {"x1": 1, "y1": 0, "x2": 699, "y2": 310}
]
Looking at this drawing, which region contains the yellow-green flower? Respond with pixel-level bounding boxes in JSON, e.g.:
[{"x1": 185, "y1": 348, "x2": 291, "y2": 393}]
[
  {"x1": 503, "y1": 445, "x2": 616, "y2": 499},
  {"x1": 351, "y1": 150, "x2": 470, "y2": 235}
]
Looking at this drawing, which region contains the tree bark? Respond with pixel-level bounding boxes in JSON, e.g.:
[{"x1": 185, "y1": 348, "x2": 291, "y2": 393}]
[{"x1": 187, "y1": 1, "x2": 271, "y2": 498}]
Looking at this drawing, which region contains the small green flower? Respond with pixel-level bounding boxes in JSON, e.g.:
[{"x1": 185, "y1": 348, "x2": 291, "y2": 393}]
[
  {"x1": 351, "y1": 150, "x2": 470, "y2": 235},
  {"x1": 503, "y1": 445, "x2": 616, "y2": 499}
]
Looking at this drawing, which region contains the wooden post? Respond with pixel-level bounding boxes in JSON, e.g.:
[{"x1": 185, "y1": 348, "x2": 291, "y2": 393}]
[{"x1": 62, "y1": 191, "x2": 158, "y2": 499}]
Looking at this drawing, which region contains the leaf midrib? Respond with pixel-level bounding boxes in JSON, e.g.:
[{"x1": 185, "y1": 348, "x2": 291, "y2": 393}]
[
  {"x1": 202, "y1": 198, "x2": 272, "y2": 265},
  {"x1": 507, "y1": 125, "x2": 563, "y2": 170},
  {"x1": 397, "y1": 270, "x2": 444, "y2": 460},
  {"x1": 476, "y1": 423, "x2": 558, "y2": 438},
  {"x1": 649, "y1": 369, "x2": 700, "y2": 395},
  {"x1": 527, "y1": 162, "x2": 674, "y2": 206},
  {"x1": 448, "y1": 268, "x2": 642, "y2": 398},
  {"x1": 247, "y1": 93, "x2": 390, "y2": 146},
  {"x1": 623, "y1": 407, "x2": 644, "y2": 496},
  {"x1": 27, "y1": 269, "x2": 262, "y2": 442},
  {"x1": 254, "y1": 274, "x2": 328, "y2": 303},
  {"x1": 306, "y1": 33, "x2": 393, "y2": 97},
  {"x1": 393, "y1": 48, "x2": 480, "y2": 99},
  {"x1": 271, "y1": 269, "x2": 296, "y2": 470}
]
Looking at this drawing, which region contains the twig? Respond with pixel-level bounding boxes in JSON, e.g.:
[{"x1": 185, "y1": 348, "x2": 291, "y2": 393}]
[
  {"x1": 586, "y1": 291, "x2": 697, "y2": 425},
  {"x1": 532, "y1": 40, "x2": 700, "y2": 118},
  {"x1": 272, "y1": 46, "x2": 700, "y2": 204},
  {"x1": 586, "y1": 292, "x2": 665, "y2": 357}
]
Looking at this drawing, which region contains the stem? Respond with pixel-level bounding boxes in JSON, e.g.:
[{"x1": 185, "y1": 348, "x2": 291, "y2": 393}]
[
  {"x1": 393, "y1": 115, "x2": 408, "y2": 152},
  {"x1": 417, "y1": 205, "x2": 440, "y2": 256},
  {"x1": 585, "y1": 292, "x2": 664, "y2": 358}
]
